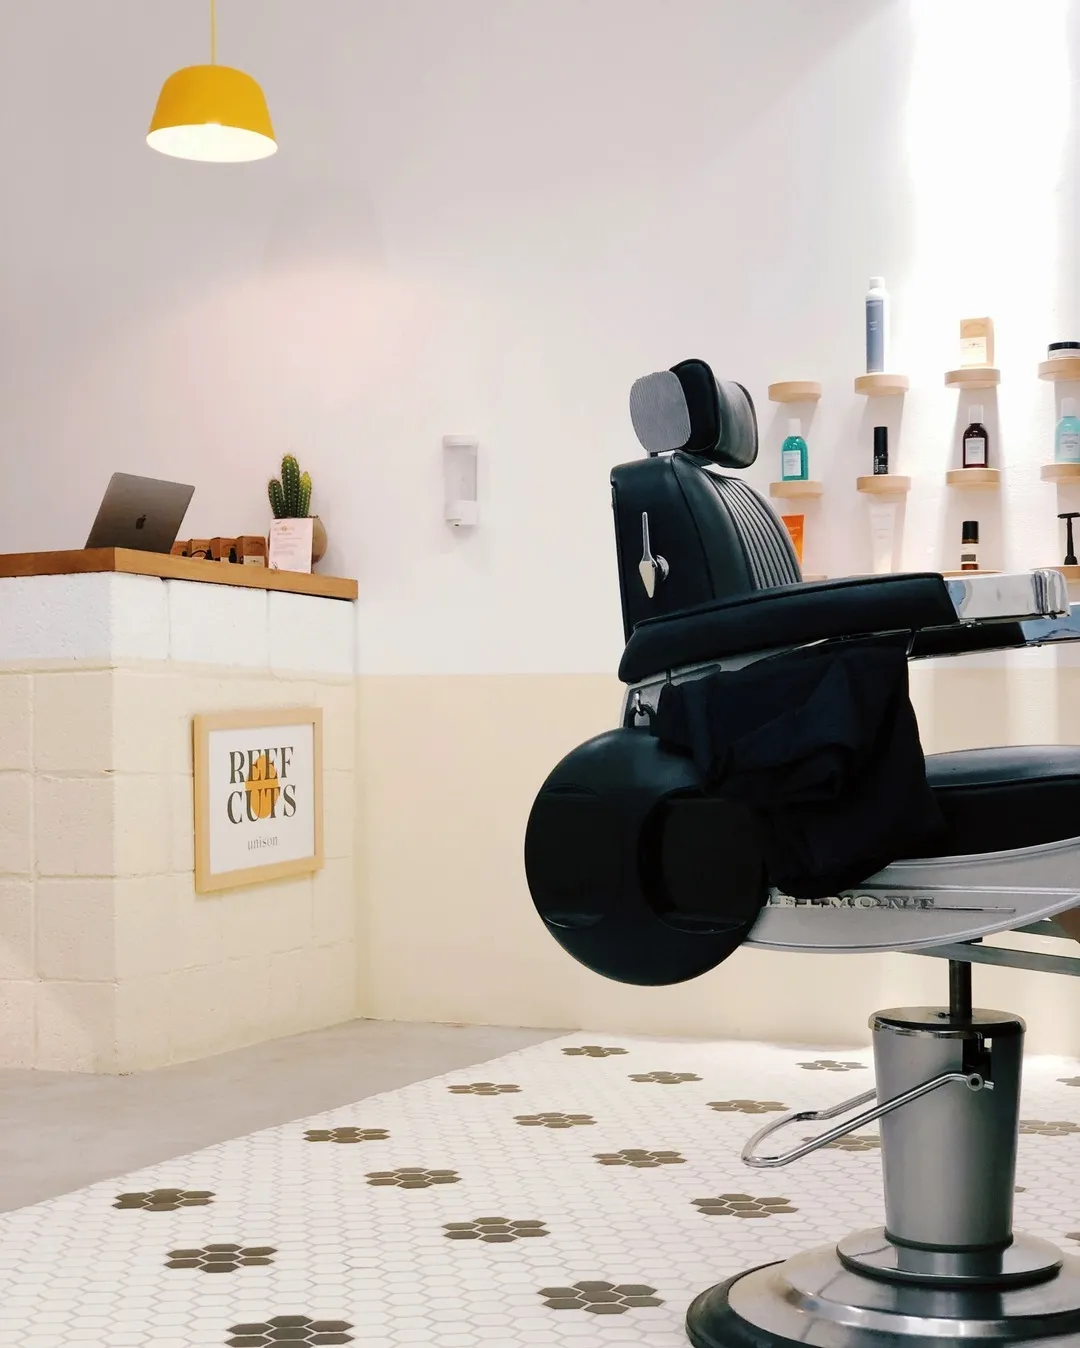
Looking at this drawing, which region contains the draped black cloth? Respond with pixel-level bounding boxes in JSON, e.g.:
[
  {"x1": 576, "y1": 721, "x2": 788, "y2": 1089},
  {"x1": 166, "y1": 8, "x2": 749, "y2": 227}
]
[{"x1": 651, "y1": 641, "x2": 945, "y2": 899}]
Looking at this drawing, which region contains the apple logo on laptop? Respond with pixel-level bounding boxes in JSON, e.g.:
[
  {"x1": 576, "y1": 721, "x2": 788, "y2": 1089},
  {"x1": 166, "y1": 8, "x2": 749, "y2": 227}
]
[{"x1": 135, "y1": 514, "x2": 147, "y2": 530}]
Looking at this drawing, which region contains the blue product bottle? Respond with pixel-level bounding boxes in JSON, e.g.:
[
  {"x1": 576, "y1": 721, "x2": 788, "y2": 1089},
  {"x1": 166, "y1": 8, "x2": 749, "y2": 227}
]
[
  {"x1": 781, "y1": 419, "x2": 808, "y2": 481},
  {"x1": 1056, "y1": 397, "x2": 1080, "y2": 464}
]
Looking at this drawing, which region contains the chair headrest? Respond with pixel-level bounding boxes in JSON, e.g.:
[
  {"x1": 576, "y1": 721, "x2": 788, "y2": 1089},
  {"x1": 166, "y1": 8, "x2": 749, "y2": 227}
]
[{"x1": 628, "y1": 358, "x2": 758, "y2": 469}]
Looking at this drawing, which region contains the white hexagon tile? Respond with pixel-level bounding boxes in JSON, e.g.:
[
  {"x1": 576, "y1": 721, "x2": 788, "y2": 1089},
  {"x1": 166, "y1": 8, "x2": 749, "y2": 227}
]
[{"x1": 3, "y1": 1035, "x2": 1080, "y2": 1347}]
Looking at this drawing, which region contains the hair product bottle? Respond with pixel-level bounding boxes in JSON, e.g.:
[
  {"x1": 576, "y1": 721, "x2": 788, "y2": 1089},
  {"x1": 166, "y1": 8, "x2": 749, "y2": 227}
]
[
  {"x1": 869, "y1": 503, "x2": 898, "y2": 574},
  {"x1": 781, "y1": 419, "x2": 808, "y2": 481},
  {"x1": 873, "y1": 426, "x2": 889, "y2": 475},
  {"x1": 1056, "y1": 398, "x2": 1080, "y2": 464},
  {"x1": 781, "y1": 514, "x2": 804, "y2": 565},
  {"x1": 960, "y1": 317, "x2": 994, "y2": 368},
  {"x1": 962, "y1": 406, "x2": 989, "y2": 468},
  {"x1": 961, "y1": 521, "x2": 980, "y2": 571},
  {"x1": 865, "y1": 277, "x2": 890, "y2": 374}
]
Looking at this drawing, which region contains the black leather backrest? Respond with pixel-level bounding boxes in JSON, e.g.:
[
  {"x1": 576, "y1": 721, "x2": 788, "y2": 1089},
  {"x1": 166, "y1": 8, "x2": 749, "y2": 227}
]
[{"x1": 612, "y1": 451, "x2": 802, "y2": 640}]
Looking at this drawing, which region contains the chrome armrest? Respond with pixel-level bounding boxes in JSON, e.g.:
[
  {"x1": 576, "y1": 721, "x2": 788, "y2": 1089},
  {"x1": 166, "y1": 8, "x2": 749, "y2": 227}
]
[
  {"x1": 621, "y1": 571, "x2": 1079, "y2": 723},
  {"x1": 1019, "y1": 605, "x2": 1080, "y2": 646},
  {"x1": 916, "y1": 921, "x2": 1080, "y2": 979},
  {"x1": 945, "y1": 569, "x2": 1069, "y2": 624}
]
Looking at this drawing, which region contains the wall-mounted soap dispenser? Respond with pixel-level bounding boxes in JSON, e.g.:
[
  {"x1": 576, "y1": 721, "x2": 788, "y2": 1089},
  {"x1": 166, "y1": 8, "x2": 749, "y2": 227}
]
[{"x1": 444, "y1": 435, "x2": 479, "y2": 527}]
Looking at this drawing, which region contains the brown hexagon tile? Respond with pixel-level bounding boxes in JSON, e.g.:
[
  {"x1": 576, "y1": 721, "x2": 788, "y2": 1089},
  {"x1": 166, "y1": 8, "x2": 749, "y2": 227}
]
[
  {"x1": 708, "y1": 1099, "x2": 787, "y2": 1114},
  {"x1": 167, "y1": 1243, "x2": 276, "y2": 1273},
  {"x1": 114, "y1": 1188, "x2": 214, "y2": 1212},
  {"x1": 515, "y1": 1112, "x2": 596, "y2": 1128},
  {"x1": 1058, "y1": 1077, "x2": 1080, "y2": 1087},
  {"x1": 538, "y1": 1280, "x2": 663, "y2": 1314},
  {"x1": 562, "y1": 1045, "x2": 628, "y2": 1057},
  {"x1": 447, "y1": 1082, "x2": 520, "y2": 1095},
  {"x1": 364, "y1": 1167, "x2": 461, "y2": 1189},
  {"x1": 594, "y1": 1148, "x2": 686, "y2": 1168},
  {"x1": 628, "y1": 1071, "x2": 701, "y2": 1084},
  {"x1": 693, "y1": 1193, "x2": 798, "y2": 1218},
  {"x1": 226, "y1": 1315, "x2": 354, "y2": 1347},
  {"x1": 804, "y1": 1133, "x2": 881, "y2": 1153},
  {"x1": 304, "y1": 1127, "x2": 389, "y2": 1144},
  {"x1": 443, "y1": 1215, "x2": 550, "y2": 1243},
  {"x1": 1020, "y1": 1120, "x2": 1080, "y2": 1137},
  {"x1": 797, "y1": 1060, "x2": 866, "y2": 1072}
]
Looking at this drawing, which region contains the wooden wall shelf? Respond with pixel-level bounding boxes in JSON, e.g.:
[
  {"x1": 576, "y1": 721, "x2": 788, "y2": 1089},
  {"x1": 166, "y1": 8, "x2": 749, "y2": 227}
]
[
  {"x1": 942, "y1": 570, "x2": 1002, "y2": 578},
  {"x1": 857, "y1": 475, "x2": 911, "y2": 495},
  {"x1": 1041, "y1": 463, "x2": 1080, "y2": 484},
  {"x1": 945, "y1": 367, "x2": 1000, "y2": 389},
  {"x1": 855, "y1": 373, "x2": 910, "y2": 397},
  {"x1": 1051, "y1": 564, "x2": 1080, "y2": 582},
  {"x1": 946, "y1": 468, "x2": 1000, "y2": 489},
  {"x1": 1039, "y1": 358, "x2": 1080, "y2": 382},
  {"x1": 769, "y1": 480, "x2": 824, "y2": 499},
  {"x1": 0, "y1": 548, "x2": 358, "y2": 600},
  {"x1": 768, "y1": 380, "x2": 822, "y2": 403},
  {"x1": 802, "y1": 574, "x2": 828, "y2": 582}
]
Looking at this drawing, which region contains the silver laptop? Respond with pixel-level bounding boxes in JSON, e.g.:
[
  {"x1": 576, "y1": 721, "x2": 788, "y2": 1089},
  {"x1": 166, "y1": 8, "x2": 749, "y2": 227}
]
[{"x1": 85, "y1": 473, "x2": 195, "y2": 553}]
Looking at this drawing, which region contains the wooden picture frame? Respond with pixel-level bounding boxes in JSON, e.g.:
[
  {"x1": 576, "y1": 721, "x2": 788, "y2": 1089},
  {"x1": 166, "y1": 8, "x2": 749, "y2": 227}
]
[{"x1": 193, "y1": 707, "x2": 324, "y2": 894}]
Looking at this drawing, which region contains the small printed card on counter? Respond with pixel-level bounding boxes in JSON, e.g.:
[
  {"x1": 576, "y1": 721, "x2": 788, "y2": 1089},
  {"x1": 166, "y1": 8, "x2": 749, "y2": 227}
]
[{"x1": 268, "y1": 518, "x2": 313, "y2": 573}]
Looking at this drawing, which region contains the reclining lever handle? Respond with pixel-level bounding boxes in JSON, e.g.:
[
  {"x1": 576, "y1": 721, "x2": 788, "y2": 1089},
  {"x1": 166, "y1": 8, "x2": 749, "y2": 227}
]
[
  {"x1": 742, "y1": 1069, "x2": 987, "y2": 1170},
  {"x1": 638, "y1": 512, "x2": 669, "y2": 599}
]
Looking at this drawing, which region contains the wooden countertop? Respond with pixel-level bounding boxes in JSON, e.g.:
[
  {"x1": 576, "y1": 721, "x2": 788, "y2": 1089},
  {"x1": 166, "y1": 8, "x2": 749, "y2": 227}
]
[{"x1": 0, "y1": 548, "x2": 357, "y2": 601}]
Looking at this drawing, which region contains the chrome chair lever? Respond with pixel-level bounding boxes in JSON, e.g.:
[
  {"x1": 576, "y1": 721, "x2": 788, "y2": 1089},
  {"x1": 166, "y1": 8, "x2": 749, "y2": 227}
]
[
  {"x1": 742, "y1": 1069, "x2": 986, "y2": 1170},
  {"x1": 638, "y1": 512, "x2": 669, "y2": 599}
]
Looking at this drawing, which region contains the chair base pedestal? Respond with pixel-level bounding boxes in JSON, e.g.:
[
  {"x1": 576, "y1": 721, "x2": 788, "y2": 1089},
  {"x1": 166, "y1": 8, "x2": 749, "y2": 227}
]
[
  {"x1": 837, "y1": 1227, "x2": 1062, "y2": 1288},
  {"x1": 686, "y1": 1242, "x2": 1080, "y2": 1348},
  {"x1": 689, "y1": 991, "x2": 1078, "y2": 1346}
]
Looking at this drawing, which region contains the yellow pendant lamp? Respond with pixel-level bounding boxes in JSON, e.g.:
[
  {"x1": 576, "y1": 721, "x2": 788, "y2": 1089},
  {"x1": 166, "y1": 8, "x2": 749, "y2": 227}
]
[{"x1": 148, "y1": 0, "x2": 276, "y2": 162}]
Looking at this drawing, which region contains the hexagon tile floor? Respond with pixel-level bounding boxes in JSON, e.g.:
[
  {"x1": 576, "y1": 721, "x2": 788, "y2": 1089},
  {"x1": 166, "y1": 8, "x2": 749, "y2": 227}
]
[{"x1": 5, "y1": 1034, "x2": 1080, "y2": 1348}]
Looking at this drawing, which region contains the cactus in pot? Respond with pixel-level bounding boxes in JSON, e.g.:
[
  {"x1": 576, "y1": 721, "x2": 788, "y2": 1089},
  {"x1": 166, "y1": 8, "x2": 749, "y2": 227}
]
[
  {"x1": 282, "y1": 453, "x2": 301, "y2": 516},
  {"x1": 267, "y1": 454, "x2": 327, "y2": 564}
]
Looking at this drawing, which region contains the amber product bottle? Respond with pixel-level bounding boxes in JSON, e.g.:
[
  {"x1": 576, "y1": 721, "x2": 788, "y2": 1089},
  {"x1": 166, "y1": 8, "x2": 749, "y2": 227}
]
[
  {"x1": 962, "y1": 405, "x2": 989, "y2": 468},
  {"x1": 961, "y1": 521, "x2": 980, "y2": 571}
]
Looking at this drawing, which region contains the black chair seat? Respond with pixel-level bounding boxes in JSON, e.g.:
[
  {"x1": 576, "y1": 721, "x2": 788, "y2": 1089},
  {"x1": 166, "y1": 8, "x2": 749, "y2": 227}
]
[{"x1": 926, "y1": 746, "x2": 1080, "y2": 857}]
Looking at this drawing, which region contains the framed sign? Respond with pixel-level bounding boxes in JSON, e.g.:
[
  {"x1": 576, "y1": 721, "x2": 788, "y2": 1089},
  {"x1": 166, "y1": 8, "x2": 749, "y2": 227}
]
[{"x1": 193, "y1": 708, "x2": 323, "y2": 893}]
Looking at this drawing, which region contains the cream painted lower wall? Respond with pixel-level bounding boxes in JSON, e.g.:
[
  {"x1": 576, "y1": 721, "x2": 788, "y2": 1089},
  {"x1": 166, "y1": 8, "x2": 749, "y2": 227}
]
[
  {"x1": 0, "y1": 660, "x2": 357, "y2": 1073},
  {"x1": 356, "y1": 661, "x2": 1080, "y2": 1055},
  {"x1": 7, "y1": 649, "x2": 1077, "y2": 1071}
]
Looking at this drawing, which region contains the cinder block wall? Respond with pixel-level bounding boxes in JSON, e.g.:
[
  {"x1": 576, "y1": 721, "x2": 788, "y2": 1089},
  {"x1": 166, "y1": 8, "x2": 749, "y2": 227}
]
[{"x1": 0, "y1": 572, "x2": 359, "y2": 1072}]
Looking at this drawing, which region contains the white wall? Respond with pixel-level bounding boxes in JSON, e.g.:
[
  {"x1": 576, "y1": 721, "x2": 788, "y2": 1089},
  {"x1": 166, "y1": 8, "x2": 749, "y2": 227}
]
[{"x1": 4, "y1": 0, "x2": 1078, "y2": 675}]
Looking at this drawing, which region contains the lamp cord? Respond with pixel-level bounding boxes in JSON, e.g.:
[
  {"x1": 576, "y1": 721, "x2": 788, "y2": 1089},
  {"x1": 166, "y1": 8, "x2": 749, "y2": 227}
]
[{"x1": 210, "y1": 0, "x2": 217, "y2": 63}]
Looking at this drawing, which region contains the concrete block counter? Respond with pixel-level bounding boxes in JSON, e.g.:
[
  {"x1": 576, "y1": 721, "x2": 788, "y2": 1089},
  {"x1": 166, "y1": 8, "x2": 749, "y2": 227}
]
[{"x1": 0, "y1": 549, "x2": 358, "y2": 1072}]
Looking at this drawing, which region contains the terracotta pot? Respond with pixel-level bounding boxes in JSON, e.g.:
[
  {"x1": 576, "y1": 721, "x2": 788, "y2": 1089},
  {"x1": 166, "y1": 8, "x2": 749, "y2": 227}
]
[{"x1": 311, "y1": 515, "x2": 328, "y2": 566}]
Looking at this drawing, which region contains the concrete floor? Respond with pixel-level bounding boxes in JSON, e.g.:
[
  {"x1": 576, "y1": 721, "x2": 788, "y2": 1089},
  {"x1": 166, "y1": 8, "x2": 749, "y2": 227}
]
[{"x1": 0, "y1": 1019, "x2": 559, "y2": 1213}]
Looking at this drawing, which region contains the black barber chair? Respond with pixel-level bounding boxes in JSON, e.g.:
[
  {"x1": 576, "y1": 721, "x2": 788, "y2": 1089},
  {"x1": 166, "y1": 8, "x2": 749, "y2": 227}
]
[{"x1": 525, "y1": 359, "x2": 1080, "y2": 1348}]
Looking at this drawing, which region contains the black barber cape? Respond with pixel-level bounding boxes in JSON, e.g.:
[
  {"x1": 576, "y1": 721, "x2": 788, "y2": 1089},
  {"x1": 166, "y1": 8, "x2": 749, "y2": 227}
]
[{"x1": 650, "y1": 640, "x2": 945, "y2": 899}]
